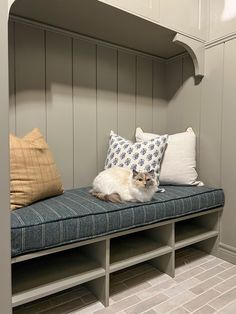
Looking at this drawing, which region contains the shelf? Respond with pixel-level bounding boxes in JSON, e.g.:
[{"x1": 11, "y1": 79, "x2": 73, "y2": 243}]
[
  {"x1": 12, "y1": 249, "x2": 105, "y2": 307},
  {"x1": 110, "y1": 233, "x2": 172, "y2": 273},
  {"x1": 175, "y1": 222, "x2": 218, "y2": 250},
  {"x1": 10, "y1": 0, "x2": 185, "y2": 59}
]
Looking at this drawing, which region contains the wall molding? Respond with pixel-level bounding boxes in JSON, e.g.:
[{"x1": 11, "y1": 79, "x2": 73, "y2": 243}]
[
  {"x1": 218, "y1": 242, "x2": 236, "y2": 265},
  {"x1": 205, "y1": 32, "x2": 236, "y2": 49}
]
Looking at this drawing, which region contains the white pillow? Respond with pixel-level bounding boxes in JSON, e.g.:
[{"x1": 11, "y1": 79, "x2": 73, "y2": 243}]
[
  {"x1": 135, "y1": 127, "x2": 203, "y2": 186},
  {"x1": 105, "y1": 131, "x2": 168, "y2": 178}
]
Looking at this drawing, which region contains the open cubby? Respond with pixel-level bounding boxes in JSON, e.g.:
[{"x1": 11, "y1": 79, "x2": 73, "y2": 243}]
[
  {"x1": 175, "y1": 212, "x2": 219, "y2": 250},
  {"x1": 110, "y1": 224, "x2": 173, "y2": 273},
  {"x1": 11, "y1": 208, "x2": 222, "y2": 309},
  {"x1": 12, "y1": 242, "x2": 107, "y2": 307}
]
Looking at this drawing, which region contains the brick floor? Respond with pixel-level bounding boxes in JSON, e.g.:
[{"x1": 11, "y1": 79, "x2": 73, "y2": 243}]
[{"x1": 14, "y1": 248, "x2": 236, "y2": 314}]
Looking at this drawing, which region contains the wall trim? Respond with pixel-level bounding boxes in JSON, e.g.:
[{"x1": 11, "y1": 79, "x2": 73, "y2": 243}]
[
  {"x1": 9, "y1": 14, "x2": 165, "y2": 62},
  {"x1": 205, "y1": 32, "x2": 236, "y2": 49},
  {"x1": 218, "y1": 242, "x2": 236, "y2": 265}
]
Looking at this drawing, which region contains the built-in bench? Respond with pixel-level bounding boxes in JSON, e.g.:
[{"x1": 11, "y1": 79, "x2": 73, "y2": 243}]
[{"x1": 11, "y1": 185, "x2": 224, "y2": 308}]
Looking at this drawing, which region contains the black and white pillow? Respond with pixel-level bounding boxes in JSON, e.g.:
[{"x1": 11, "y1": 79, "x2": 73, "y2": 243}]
[{"x1": 105, "y1": 131, "x2": 168, "y2": 177}]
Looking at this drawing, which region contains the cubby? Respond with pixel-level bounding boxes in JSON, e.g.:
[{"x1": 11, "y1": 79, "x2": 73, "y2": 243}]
[
  {"x1": 12, "y1": 241, "x2": 108, "y2": 307},
  {"x1": 110, "y1": 224, "x2": 173, "y2": 273},
  {"x1": 175, "y1": 212, "x2": 220, "y2": 250},
  {"x1": 11, "y1": 208, "x2": 222, "y2": 309}
]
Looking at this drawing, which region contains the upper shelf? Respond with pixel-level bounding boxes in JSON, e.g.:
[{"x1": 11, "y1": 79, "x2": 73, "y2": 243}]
[
  {"x1": 10, "y1": 0, "x2": 185, "y2": 59},
  {"x1": 9, "y1": 0, "x2": 204, "y2": 76}
]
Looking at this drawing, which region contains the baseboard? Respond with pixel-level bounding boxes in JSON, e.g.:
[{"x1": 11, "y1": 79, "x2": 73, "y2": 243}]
[{"x1": 218, "y1": 242, "x2": 236, "y2": 265}]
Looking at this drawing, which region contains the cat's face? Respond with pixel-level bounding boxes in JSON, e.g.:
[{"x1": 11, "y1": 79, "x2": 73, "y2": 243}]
[{"x1": 132, "y1": 169, "x2": 157, "y2": 190}]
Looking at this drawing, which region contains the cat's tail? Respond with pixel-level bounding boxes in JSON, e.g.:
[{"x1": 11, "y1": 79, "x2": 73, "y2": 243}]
[{"x1": 90, "y1": 190, "x2": 122, "y2": 203}]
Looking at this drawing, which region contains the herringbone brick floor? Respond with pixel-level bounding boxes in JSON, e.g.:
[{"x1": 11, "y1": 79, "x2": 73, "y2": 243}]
[{"x1": 14, "y1": 247, "x2": 236, "y2": 314}]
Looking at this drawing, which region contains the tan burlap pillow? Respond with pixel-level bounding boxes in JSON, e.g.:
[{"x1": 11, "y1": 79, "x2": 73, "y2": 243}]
[{"x1": 10, "y1": 128, "x2": 64, "y2": 210}]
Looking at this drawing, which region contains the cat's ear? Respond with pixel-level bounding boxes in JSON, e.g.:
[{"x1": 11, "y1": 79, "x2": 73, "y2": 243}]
[
  {"x1": 132, "y1": 169, "x2": 138, "y2": 177},
  {"x1": 148, "y1": 169, "x2": 155, "y2": 178}
]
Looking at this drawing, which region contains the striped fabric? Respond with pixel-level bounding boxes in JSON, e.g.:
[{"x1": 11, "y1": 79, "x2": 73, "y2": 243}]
[{"x1": 11, "y1": 186, "x2": 224, "y2": 257}]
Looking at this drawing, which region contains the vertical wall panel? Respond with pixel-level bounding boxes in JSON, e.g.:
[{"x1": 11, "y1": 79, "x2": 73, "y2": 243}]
[
  {"x1": 46, "y1": 32, "x2": 73, "y2": 189},
  {"x1": 182, "y1": 55, "x2": 202, "y2": 168},
  {"x1": 0, "y1": 2, "x2": 11, "y2": 312},
  {"x1": 8, "y1": 21, "x2": 15, "y2": 134},
  {"x1": 166, "y1": 58, "x2": 183, "y2": 134},
  {"x1": 9, "y1": 21, "x2": 167, "y2": 188},
  {"x1": 15, "y1": 23, "x2": 46, "y2": 136},
  {"x1": 97, "y1": 46, "x2": 117, "y2": 171},
  {"x1": 153, "y1": 60, "x2": 167, "y2": 134},
  {"x1": 117, "y1": 51, "x2": 136, "y2": 140},
  {"x1": 200, "y1": 45, "x2": 224, "y2": 186},
  {"x1": 136, "y1": 56, "x2": 153, "y2": 132},
  {"x1": 73, "y1": 39, "x2": 97, "y2": 187},
  {"x1": 182, "y1": 55, "x2": 201, "y2": 135},
  {"x1": 221, "y1": 39, "x2": 236, "y2": 249}
]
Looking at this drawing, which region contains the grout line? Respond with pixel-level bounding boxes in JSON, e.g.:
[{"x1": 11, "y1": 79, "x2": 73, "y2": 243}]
[
  {"x1": 151, "y1": 59, "x2": 154, "y2": 133},
  {"x1": 117, "y1": 49, "x2": 119, "y2": 134},
  {"x1": 71, "y1": 37, "x2": 75, "y2": 188},
  {"x1": 219, "y1": 43, "x2": 225, "y2": 189},
  {"x1": 95, "y1": 44, "x2": 98, "y2": 174},
  {"x1": 135, "y1": 55, "x2": 138, "y2": 129},
  {"x1": 44, "y1": 30, "x2": 47, "y2": 141},
  {"x1": 13, "y1": 21, "x2": 17, "y2": 135}
]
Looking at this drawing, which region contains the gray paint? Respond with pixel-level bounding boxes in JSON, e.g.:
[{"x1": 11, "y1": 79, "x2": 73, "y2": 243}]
[
  {"x1": 165, "y1": 41, "x2": 236, "y2": 264},
  {"x1": 0, "y1": 1, "x2": 12, "y2": 313},
  {"x1": 46, "y1": 31, "x2": 74, "y2": 189},
  {"x1": 9, "y1": 21, "x2": 166, "y2": 189},
  {"x1": 10, "y1": 0, "x2": 186, "y2": 59},
  {"x1": 12, "y1": 207, "x2": 221, "y2": 307},
  {"x1": 221, "y1": 39, "x2": 236, "y2": 253}
]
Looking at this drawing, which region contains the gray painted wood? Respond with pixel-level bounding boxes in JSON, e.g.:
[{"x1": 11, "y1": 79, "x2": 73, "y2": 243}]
[
  {"x1": 149, "y1": 252, "x2": 175, "y2": 278},
  {"x1": 9, "y1": 21, "x2": 15, "y2": 134},
  {"x1": 117, "y1": 50, "x2": 136, "y2": 140},
  {"x1": 166, "y1": 55, "x2": 201, "y2": 138},
  {"x1": 73, "y1": 39, "x2": 97, "y2": 187},
  {"x1": 200, "y1": 44, "x2": 224, "y2": 186},
  {"x1": 15, "y1": 23, "x2": 46, "y2": 137},
  {"x1": 87, "y1": 276, "x2": 108, "y2": 307},
  {"x1": 12, "y1": 251, "x2": 105, "y2": 307},
  {"x1": 153, "y1": 60, "x2": 167, "y2": 134},
  {"x1": 136, "y1": 56, "x2": 153, "y2": 132},
  {"x1": 166, "y1": 57, "x2": 183, "y2": 134},
  {"x1": 9, "y1": 21, "x2": 166, "y2": 188},
  {"x1": 110, "y1": 233, "x2": 172, "y2": 273},
  {"x1": 0, "y1": 1, "x2": 12, "y2": 312},
  {"x1": 97, "y1": 45, "x2": 118, "y2": 172},
  {"x1": 11, "y1": 207, "x2": 221, "y2": 307},
  {"x1": 182, "y1": 55, "x2": 201, "y2": 169},
  {"x1": 46, "y1": 31, "x2": 74, "y2": 189},
  {"x1": 175, "y1": 223, "x2": 218, "y2": 250},
  {"x1": 221, "y1": 39, "x2": 236, "y2": 250}
]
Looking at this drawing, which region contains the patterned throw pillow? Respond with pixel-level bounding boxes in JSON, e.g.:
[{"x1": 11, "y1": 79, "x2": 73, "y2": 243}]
[{"x1": 105, "y1": 131, "x2": 168, "y2": 177}]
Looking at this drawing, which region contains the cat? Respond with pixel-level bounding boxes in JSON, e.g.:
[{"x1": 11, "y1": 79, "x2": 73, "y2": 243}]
[{"x1": 90, "y1": 166, "x2": 158, "y2": 203}]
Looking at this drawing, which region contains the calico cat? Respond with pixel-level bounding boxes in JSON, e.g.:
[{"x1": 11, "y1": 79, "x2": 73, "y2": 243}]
[{"x1": 90, "y1": 167, "x2": 158, "y2": 203}]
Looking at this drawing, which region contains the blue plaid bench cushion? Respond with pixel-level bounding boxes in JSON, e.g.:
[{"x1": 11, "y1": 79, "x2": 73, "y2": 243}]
[{"x1": 11, "y1": 186, "x2": 224, "y2": 257}]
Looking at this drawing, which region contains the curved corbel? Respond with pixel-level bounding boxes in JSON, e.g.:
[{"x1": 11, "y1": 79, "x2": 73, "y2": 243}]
[{"x1": 173, "y1": 33, "x2": 205, "y2": 78}]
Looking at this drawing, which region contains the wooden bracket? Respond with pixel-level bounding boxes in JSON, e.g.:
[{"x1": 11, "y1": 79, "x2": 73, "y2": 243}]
[{"x1": 173, "y1": 33, "x2": 205, "y2": 78}]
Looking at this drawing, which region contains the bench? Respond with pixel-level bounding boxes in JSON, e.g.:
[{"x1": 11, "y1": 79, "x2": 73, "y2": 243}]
[{"x1": 11, "y1": 185, "x2": 224, "y2": 308}]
